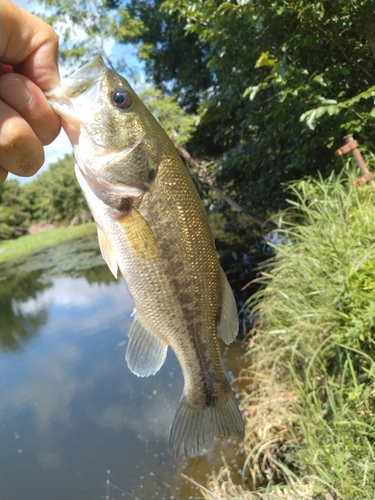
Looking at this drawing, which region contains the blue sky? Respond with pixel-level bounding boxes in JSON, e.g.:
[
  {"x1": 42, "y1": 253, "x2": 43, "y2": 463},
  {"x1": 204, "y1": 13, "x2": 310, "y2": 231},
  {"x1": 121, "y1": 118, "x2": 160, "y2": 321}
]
[{"x1": 9, "y1": 0, "x2": 144, "y2": 183}]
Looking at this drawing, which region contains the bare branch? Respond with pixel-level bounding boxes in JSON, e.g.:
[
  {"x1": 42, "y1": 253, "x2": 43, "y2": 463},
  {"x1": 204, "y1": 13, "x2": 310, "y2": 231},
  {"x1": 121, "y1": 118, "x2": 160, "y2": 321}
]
[{"x1": 178, "y1": 146, "x2": 277, "y2": 231}]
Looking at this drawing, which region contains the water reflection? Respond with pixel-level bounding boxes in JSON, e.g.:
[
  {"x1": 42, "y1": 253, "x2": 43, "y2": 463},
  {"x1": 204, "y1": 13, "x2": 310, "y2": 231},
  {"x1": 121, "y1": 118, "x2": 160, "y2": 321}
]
[
  {"x1": 0, "y1": 270, "x2": 51, "y2": 351},
  {"x1": 0, "y1": 233, "x2": 247, "y2": 500}
]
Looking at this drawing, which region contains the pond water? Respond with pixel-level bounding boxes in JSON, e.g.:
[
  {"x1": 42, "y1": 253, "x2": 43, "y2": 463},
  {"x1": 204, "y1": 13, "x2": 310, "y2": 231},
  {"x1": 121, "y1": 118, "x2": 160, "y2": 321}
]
[{"x1": 0, "y1": 231, "x2": 249, "y2": 500}]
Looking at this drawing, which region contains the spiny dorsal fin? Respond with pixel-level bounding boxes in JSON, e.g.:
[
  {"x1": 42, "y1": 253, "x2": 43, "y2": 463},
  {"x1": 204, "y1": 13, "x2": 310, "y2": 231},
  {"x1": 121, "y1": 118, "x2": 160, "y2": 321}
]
[
  {"x1": 116, "y1": 208, "x2": 158, "y2": 261},
  {"x1": 97, "y1": 225, "x2": 118, "y2": 278},
  {"x1": 217, "y1": 268, "x2": 239, "y2": 344},
  {"x1": 126, "y1": 314, "x2": 168, "y2": 377}
]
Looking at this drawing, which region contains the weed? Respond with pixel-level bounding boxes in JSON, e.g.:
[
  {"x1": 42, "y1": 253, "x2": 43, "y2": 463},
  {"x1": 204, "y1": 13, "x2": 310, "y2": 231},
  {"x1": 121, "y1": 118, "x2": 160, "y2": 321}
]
[{"x1": 210, "y1": 162, "x2": 375, "y2": 498}]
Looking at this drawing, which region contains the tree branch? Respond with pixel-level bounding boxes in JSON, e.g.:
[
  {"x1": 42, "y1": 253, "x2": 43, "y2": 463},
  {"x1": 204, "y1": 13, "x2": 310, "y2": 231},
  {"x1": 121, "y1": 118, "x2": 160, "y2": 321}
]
[
  {"x1": 177, "y1": 146, "x2": 277, "y2": 231},
  {"x1": 314, "y1": 23, "x2": 375, "y2": 82}
]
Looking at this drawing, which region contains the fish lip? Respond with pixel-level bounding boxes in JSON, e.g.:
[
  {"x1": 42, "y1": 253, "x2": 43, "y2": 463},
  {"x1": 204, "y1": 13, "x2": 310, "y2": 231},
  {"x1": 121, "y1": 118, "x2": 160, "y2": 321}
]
[
  {"x1": 45, "y1": 56, "x2": 107, "y2": 99},
  {"x1": 44, "y1": 56, "x2": 108, "y2": 129}
]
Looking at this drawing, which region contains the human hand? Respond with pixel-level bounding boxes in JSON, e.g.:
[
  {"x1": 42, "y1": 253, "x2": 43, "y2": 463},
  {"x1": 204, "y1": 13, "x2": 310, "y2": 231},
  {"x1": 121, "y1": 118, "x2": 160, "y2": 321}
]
[{"x1": 0, "y1": 0, "x2": 61, "y2": 184}]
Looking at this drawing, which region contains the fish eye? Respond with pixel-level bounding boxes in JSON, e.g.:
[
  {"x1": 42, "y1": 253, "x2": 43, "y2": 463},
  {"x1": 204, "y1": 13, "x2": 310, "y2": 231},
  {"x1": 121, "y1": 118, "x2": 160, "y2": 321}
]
[{"x1": 111, "y1": 88, "x2": 132, "y2": 109}]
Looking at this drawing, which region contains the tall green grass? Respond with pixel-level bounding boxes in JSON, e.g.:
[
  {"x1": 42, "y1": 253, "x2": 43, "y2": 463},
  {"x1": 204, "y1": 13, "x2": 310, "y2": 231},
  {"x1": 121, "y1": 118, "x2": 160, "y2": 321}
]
[
  {"x1": 205, "y1": 165, "x2": 375, "y2": 499},
  {"x1": 242, "y1": 166, "x2": 375, "y2": 498}
]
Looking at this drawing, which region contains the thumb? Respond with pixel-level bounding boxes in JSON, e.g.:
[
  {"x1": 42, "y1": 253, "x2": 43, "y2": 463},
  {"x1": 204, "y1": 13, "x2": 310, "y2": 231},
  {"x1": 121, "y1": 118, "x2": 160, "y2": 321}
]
[{"x1": 0, "y1": 0, "x2": 59, "y2": 90}]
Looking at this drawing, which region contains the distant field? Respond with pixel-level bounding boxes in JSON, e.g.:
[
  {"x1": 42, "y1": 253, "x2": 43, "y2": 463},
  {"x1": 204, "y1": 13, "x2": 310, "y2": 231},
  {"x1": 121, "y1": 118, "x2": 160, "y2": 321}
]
[{"x1": 0, "y1": 223, "x2": 96, "y2": 263}]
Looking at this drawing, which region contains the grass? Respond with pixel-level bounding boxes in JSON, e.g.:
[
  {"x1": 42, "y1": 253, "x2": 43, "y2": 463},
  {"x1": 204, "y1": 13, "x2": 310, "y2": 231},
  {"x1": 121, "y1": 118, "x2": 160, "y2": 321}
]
[
  {"x1": 0, "y1": 222, "x2": 96, "y2": 263},
  {"x1": 207, "y1": 163, "x2": 375, "y2": 499}
]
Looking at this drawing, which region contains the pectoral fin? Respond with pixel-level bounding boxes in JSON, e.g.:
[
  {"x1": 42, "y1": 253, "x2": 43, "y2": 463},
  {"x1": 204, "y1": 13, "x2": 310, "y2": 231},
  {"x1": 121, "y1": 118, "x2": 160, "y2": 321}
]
[
  {"x1": 97, "y1": 225, "x2": 118, "y2": 278},
  {"x1": 217, "y1": 268, "x2": 239, "y2": 344},
  {"x1": 116, "y1": 208, "x2": 158, "y2": 261},
  {"x1": 126, "y1": 314, "x2": 168, "y2": 377}
]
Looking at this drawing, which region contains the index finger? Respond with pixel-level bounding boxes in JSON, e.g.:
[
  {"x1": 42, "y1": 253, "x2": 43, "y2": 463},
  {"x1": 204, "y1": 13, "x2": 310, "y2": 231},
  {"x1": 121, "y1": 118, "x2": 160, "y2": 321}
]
[{"x1": 0, "y1": 0, "x2": 59, "y2": 90}]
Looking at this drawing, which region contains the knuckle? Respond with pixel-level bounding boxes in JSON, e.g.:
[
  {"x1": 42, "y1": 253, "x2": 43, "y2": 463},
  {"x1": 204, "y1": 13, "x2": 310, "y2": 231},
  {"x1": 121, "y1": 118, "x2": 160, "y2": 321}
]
[
  {"x1": 35, "y1": 110, "x2": 61, "y2": 146},
  {"x1": 45, "y1": 25, "x2": 59, "y2": 51},
  {"x1": 0, "y1": 120, "x2": 44, "y2": 176},
  {"x1": 1, "y1": 117, "x2": 25, "y2": 145}
]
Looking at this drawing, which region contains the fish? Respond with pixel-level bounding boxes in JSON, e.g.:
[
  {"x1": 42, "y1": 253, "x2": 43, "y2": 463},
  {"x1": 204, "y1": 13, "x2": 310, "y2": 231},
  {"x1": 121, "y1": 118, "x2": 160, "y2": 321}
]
[{"x1": 45, "y1": 56, "x2": 244, "y2": 456}]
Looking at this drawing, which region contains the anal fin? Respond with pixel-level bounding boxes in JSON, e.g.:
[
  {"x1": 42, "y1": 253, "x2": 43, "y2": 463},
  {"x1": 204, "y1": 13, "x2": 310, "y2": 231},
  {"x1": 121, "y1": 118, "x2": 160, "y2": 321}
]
[
  {"x1": 126, "y1": 314, "x2": 168, "y2": 377},
  {"x1": 217, "y1": 268, "x2": 239, "y2": 344}
]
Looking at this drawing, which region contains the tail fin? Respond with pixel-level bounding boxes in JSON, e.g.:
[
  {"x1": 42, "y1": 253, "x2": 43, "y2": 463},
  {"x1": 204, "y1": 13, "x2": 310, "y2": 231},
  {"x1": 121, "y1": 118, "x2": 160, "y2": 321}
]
[{"x1": 169, "y1": 391, "x2": 244, "y2": 457}]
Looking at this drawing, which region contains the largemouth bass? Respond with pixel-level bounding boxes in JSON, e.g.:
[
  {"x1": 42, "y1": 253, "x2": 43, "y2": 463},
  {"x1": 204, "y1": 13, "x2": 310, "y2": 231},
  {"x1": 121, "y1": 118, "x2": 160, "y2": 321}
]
[{"x1": 46, "y1": 56, "x2": 244, "y2": 456}]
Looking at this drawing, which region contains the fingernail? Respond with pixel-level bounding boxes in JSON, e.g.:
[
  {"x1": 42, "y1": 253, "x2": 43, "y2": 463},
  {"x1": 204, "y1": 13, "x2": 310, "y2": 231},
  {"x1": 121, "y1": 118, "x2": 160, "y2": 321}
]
[{"x1": 0, "y1": 76, "x2": 33, "y2": 111}]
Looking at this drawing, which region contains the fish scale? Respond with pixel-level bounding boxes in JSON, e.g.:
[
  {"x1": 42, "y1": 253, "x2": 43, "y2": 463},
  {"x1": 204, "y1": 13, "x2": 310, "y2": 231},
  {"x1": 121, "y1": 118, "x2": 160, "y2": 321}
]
[{"x1": 46, "y1": 56, "x2": 244, "y2": 456}]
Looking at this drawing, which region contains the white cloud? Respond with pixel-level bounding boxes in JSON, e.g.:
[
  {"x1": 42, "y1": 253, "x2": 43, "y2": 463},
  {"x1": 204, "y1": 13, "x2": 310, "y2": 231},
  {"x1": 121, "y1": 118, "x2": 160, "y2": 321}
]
[
  {"x1": 14, "y1": 276, "x2": 135, "y2": 335},
  {"x1": 6, "y1": 341, "x2": 81, "y2": 425}
]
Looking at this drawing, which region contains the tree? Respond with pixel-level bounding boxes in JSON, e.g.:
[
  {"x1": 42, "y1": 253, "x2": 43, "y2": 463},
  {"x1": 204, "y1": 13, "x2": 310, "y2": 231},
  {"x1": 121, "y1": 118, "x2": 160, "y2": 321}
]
[
  {"x1": 37, "y1": 0, "x2": 144, "y2": 70},
  {"x1": 0, "y1": 180, "x2": 29, "y2": 240},
  {"x1": 38, "y1": 0, "x2": 375, "y2": 217},
  {"x1": 126, "y1": 0, "x2": 213, "y2": 113},
  {"x1": 20, "y1": 154, "x2": 91, "y2": 225},
  {"x1": 150, "y1": 0, "x2": 375, "y2": 212}
]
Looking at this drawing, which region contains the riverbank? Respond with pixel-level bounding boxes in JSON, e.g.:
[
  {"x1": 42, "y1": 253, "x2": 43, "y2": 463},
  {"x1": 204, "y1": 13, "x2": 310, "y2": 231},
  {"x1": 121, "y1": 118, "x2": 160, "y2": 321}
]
[
  {"x1": 0, "y1": 222, "x2": 96, "y2": 263},
  {"x1": 206, "y1": 168, "x2": 375, "y2": 499}
]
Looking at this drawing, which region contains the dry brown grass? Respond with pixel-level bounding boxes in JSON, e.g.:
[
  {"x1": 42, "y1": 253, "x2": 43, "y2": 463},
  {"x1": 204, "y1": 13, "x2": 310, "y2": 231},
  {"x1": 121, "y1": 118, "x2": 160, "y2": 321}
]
[{"x1": 195, "y1": 466, "x2": 314, "y2": 500}]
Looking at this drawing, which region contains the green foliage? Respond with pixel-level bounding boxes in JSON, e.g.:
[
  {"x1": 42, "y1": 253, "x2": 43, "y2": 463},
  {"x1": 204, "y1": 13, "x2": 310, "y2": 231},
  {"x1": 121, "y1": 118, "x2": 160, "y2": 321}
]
[
  {"x1": 0, "y1": 154, "x2": 90, "y2": 240},
  {"x1": 36, "y1": 0, "x2": 144, "y2": 70},
  {"x1": 35, "y1": 0, "x2": 375, "y2": 217},
  {"x1": 247, "y1": 163, "x2": 375, "y2": 497},
  {"x1": 126, "y1": 0, "x2": 213, "y2": 113},
  {"x1": 123, "y1": 0, "x2": 375, "y2": 214},
  {"x1": 300, "y1": 86, "x2": 375, "y2": 130},
  {"x1": 0, "y1": 180, "x2": 29, "y2": 239},
  {"x1": 21, "y1": 154, "x2": 90, "y2": 226}
]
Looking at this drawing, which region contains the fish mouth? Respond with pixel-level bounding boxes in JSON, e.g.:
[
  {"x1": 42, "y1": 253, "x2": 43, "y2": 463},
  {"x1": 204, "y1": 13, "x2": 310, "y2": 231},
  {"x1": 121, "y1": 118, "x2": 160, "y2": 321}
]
[
  {"x1": 45, "y1": 56, "x2": 111, "y2": 145},
  {"x1": 44, "y1": 56, "x2": 108, "y2": 128},
  {"x1": 45, "y1": 56, "x2": 107, "y2": 99}
]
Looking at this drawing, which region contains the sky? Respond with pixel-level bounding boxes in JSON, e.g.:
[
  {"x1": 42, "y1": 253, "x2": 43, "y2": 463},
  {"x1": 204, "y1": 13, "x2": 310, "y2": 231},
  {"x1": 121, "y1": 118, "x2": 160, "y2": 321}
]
[{"x1": 8, "y1": 0, "x2": 144, "y2": 183}]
